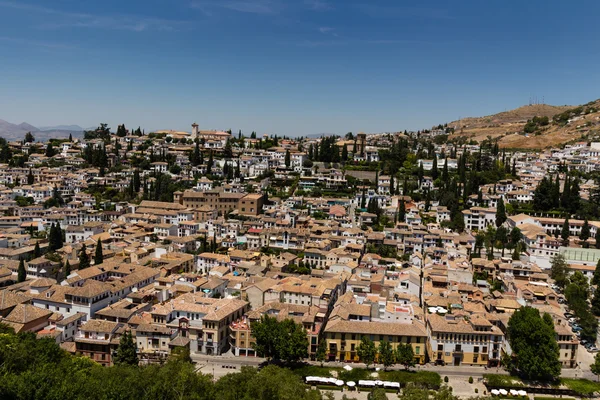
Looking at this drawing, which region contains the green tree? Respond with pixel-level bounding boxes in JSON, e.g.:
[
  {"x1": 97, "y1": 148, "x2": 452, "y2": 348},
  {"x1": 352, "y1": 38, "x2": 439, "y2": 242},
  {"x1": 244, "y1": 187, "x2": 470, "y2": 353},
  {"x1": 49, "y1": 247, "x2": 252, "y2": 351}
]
[
  {"x1": 431, "y1": 153, "x2": 438, "y2": 180},
  {"x1": 367, "y1": 388, "x2": 388, "y2": 400},
  {"x1": 506, "y1": 306, "x2": 561, "y2": 381},
  {"x1": 397, "y1": 200, "x2": 406, "y2": 223},
  {"x1": 356, "y1": 336, "x2": 376, "y2": 368},
  {"x1": 27, "y1": 168, "x2": 34, "y2": 184},
  {"x1": 251, "y1": 315, "x2": 308, "y2": 362},
  {"x1": 78, "y1": 244, "x2": 90, "y2": 270},
  {"x1": 17, "y1": 259, "x2": 26, "y2": 282},
  {"x1": 580, "y1": 218, "x2": 591, "y2": 246},
  {"x1": 48, "y1": 223, "x2": 63, "y2": 252},
  {"x1": 64, "y1": 259, "x2": 71, "y2": 278},
  {"x1": 24, "y1": 131, "x2": 35, "y2": 143},
  {"x1": 316, "y1": 339, "x2": 327, "y2": 366},
  {"x1": 396, "y1": 343, "x2": 416, "y2": 370},
  {"x1": 591, "y1": 278, "x2": 600, "y2": 315},
  {"x1": 94, "y1": 238, "x2": 103, "y2": 265},
  {"x1": 561, "y1": 216, "x2": 570, "y2": 246},
  {"x1": 593, "y1": 259, "x2": 600, "y2": 286},
  {"x1": 377, "y1": 340, "x2": 395, "y2": 370},
  {"x1": 206, "y1": 150, "x2": 213, "y2": 175},
  {"x1": 33, "y1": 242, "x2": 41, "y2": 258},
  {"x1": 170, "y1": 346, "x2": 192, "y2": 363},
  {"x1": 285, "y1": 149, "x2": 291, "y2": 168},
  {"x1": 45, "y1": 142, "x2": 56, "y2": 157},
  {"x1": 550, "y1": 253, "x2": 569, "y2": 289},
  {"x1": 113, "y1": 330, "x2": 138, "y2": 366},
  {"x1": 496, "y1": 197, "x2": 507, "y2": 227}
]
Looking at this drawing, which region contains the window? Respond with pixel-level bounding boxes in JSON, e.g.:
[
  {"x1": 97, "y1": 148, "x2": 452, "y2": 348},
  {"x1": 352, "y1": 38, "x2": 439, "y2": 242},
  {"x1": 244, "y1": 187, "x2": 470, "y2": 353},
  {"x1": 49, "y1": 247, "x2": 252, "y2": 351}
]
[{"x1": 415, "y1": 346, "x2": 420, "y2": 355}]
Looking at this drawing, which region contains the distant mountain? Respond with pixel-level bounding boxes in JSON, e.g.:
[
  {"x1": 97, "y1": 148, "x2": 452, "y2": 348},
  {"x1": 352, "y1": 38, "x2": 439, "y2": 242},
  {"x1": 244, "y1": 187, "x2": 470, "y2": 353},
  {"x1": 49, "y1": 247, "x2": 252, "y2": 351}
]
[
  {"x1": 38, "y1": 124, "x2": 84, "y2": 132},
  {"x1": 17, "y1": 122, "x2": 39, "y2": 132},
  {"x1": 0, "y1": 119, "x2": 85, "y2": 141}
]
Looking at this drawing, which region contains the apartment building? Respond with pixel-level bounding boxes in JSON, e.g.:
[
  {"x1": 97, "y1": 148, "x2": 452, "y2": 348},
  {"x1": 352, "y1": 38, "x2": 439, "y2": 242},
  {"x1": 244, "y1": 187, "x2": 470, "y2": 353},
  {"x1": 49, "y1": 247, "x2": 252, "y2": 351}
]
[
  {"x1": 75, "y1": 319, "x2": 124, "y2": 366},
  {"x1": 426, "y1": 313, "x2": 504, "y2": 367}
]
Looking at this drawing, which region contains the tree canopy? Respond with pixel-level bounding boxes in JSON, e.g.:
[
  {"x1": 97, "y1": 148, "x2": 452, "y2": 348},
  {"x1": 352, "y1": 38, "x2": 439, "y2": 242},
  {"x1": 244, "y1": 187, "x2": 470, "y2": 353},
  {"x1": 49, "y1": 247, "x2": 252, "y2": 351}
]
[
  {"x1": 251, "y1": 315, "x2": 308, "y2": 363},
  {"x1": 506, "y1": 306, "x2": 561, "y2": 381},
  {"x1": 356, "y1": 336, "x2": 377, "y2": 368},
  {"x1": 0, "y1": 324, "x2": 323, "y2": 400}
]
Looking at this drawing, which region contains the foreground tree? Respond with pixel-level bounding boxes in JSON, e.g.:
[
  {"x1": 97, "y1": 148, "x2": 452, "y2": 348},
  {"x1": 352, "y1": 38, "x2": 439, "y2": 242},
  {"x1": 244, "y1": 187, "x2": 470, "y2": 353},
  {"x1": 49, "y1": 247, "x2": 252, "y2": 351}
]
[
  {"x1": 592, "y1": 258, "x2": 600, "y2": 286},
  {"x1": 506, "y1": 306, "x2": 560, "y2": 381},
  {"x1": 550, "y1": 253, "x2": 569, "y2": 289},
  {"x1": 251, "y1": 315, "x2": 308, "y2": 362},
  {"x1": 113, "y1": 331, "x2": 138, "y2": 366},
  {"x1": 378, "y1": 341, "x2": 395, "y2": 370},
  {"x1": 396, "y1": 343, "x2": 416, "y2": 370},
  {"x1": 316, "y1": 339, "x2": 327, "y2": 366},
  {"x1": 591, "y1": 352, "x2": 600, "y2": 382},
  {"x1": 356, "y1": 336, "x2": 377, "y2": 368}
]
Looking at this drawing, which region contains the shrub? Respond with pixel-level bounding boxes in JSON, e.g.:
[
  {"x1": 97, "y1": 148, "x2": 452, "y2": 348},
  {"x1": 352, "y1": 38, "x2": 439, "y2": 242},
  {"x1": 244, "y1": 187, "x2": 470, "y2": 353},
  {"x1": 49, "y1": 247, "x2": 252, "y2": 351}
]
[
  {"x1": 475, "y1": 388, "x2": 478, "y2": 393},
  {"x1": 444, "y1": 376, "x2": 449, "y2": 383},
  {"x1": 483, "y1": 374, "x2": 524, "y2": 388},
  {"x1": 338, "y1": 368, "x2": 371, "y2": 382},
  {"x1": 469, "y1": 376, "x2": 474, "y2": 384},
  {"x1": 561, "y1": 378, "x2": 600, "y2": 396},
  {"x1": 378, "y1": 370, "x2": 441, "y2": 389}
]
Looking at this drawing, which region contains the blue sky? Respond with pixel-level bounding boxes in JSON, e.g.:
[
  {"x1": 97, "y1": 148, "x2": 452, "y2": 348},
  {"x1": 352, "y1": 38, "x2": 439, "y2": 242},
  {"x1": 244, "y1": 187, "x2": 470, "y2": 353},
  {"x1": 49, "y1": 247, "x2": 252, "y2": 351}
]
[{"x1": 0, "y1": 0, "x2": 599, "y2": 136}]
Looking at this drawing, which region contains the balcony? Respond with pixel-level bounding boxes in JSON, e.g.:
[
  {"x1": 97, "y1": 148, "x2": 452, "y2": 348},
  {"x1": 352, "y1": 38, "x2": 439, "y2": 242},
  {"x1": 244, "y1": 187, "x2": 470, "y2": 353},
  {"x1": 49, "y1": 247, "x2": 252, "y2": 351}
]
[{"x1": 452, "y1": 349, "x2": 463, "y2": 355}]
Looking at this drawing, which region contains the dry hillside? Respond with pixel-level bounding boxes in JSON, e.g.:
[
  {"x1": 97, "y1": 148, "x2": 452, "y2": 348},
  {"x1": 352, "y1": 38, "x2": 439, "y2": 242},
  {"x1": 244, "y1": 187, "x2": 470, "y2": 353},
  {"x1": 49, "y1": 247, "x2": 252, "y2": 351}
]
[{"x1": 447, "y1": 100, "x2": 600, "y2": 149}]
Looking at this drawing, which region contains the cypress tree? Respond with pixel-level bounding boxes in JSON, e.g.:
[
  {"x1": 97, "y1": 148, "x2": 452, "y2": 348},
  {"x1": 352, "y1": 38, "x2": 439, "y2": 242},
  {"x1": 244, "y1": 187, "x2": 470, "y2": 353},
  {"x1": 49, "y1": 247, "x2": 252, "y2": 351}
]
[
  {"x1": 33, "y1": 242, "x2": 41, "y2": 258},
  {"x1": 442, "y1": 157, "x2": 449, "y2": 182},
  {"x1": 360, "y1": 187, "x2": 366, "y2": 209},
  {"x1": 27, "y1": 168, "x2": 34, "y2": 185},
  {"x1": 94, "y1": 238, "x2": 104, "y2": 265},
  {"x1": 64, "y1": 259, "x2": 71, "y2": 277},
  {"x1": 580, "y1": 218, "x2": 590, "y2": 246},
  {"x1": 206, "y1": 151, "x2": 213, "y2": 175},
  {"x1": 496, "y1": 197, "x2": 507, "y2": 227},
  {"x1": 79, "y1": 244, "x2": 90, "y2": 270},
  {"x1": 398, "y1": 200, "x2": 406, "y2": 223},
  {"x1": 431, "y1": 153, "x2": 438, "y2": 180},
  {"x1": 284, "y1": 149, "x2": 291, "y2": 168},
  {"x1": 561, "y1": 216, "x2": 570, "y2": 246},
  {"x1": 17, "y1": 259, "x2": 26, "y2": 282}
]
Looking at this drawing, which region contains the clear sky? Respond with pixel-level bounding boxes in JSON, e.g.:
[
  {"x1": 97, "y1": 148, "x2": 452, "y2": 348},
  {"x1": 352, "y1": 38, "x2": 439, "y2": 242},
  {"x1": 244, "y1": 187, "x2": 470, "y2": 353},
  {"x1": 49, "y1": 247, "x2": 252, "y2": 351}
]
[{"x1": 1, "y1": 0, "x2": 599, "y2": 136}]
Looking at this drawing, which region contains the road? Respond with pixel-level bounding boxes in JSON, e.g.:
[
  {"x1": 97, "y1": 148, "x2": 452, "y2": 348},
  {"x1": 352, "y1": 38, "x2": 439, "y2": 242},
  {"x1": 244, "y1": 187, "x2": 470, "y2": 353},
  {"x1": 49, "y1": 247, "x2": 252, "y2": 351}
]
[{"x1": 191, "y1": 353, "x2": 597, "y2": 381}]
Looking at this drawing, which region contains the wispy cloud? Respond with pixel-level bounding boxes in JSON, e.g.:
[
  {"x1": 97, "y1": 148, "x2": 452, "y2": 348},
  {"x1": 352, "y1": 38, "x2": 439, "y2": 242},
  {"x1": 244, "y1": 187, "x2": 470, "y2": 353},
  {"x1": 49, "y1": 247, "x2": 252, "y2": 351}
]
[
  {"x1": 0, "y1": 0, "x2": 188, "y2": 32},
  {"x1": 190, "y1": 0, "x2": 279, "y2": 15},
  {"x1": 305, "y1": 0, "x2": 333, "y2": 11},
  {"x1": 353, "y1": 4, "x2": 453, "y2": 20},
  {"x1": 318, "y1": 26, "x2": 337, "y2": 35},
  {"x1": 298, "y1": 38, "x2": 429, "y2": 47},
  {"x1": 0, "y1": 36, "x2": 75, "y2": 50}
]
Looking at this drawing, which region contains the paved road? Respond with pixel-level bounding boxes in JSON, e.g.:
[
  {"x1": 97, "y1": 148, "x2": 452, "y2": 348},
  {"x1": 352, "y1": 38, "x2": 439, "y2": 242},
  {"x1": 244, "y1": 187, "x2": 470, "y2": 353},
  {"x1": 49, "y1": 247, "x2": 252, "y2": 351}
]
[{"x1": 191, "y1": 353, "x2": 597, "y2": 380}]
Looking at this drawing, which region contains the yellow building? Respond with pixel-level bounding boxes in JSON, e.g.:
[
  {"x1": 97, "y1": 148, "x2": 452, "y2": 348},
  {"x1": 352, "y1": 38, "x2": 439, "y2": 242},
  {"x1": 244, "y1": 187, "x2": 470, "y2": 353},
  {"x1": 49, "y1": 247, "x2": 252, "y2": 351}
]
[{"x1": 322, "y1": 319, "x2": 428, "y2": 364}]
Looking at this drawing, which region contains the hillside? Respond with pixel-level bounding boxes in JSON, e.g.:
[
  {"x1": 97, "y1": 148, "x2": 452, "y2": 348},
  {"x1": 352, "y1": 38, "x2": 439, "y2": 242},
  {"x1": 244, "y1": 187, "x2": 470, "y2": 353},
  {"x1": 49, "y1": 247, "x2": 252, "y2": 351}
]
[{"x1": 447, "y1": 100, "x2": 600, "y2": 149}]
